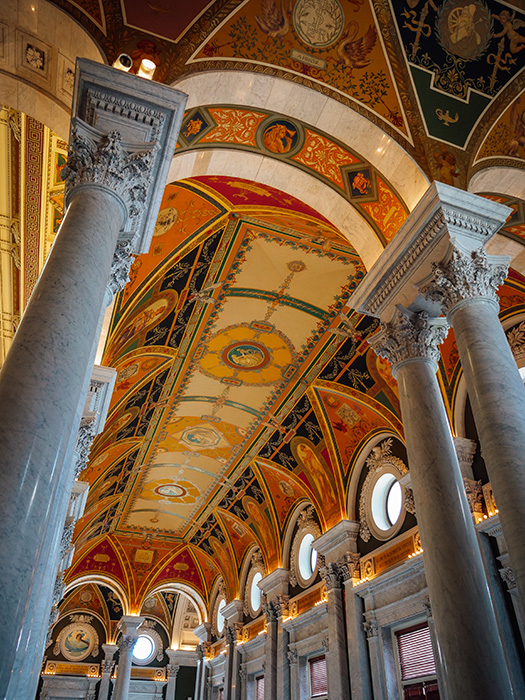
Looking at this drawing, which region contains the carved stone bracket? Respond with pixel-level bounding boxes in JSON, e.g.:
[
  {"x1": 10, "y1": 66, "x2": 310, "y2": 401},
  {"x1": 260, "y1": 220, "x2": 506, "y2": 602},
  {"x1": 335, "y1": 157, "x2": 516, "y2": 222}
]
[
  {"x1": 287, "y1": 647, "x2": 298, "y2": 665},
  {"x1": 403, "y1": 487, "x2": 416, "y2": 515},
  {"x1": 421, "y1": 246, "x2": 509, "y2": 315},
  {"x1": 363, "y1": 619, "x2": 378, "y2": 639},
  {"x1": 369, "y1": 308, "x2": 449, "y2": 371},
  {"x1": 106, "y1": 239, "x2": 136, "y2": 299},
  {"x1": 74, "y1": 416, "x2": 96, "y2": 478},
  {"x1": 500, "y1": 566, "x2": 517, "y2": 591}
]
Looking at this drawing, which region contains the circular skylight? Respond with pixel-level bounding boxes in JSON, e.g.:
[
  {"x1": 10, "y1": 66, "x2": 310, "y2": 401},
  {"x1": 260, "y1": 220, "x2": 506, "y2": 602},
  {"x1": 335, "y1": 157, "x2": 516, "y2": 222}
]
[
  {"x1": 371, "y1": 473, "x2": 403, "y2": 531},
  {"x1": 133, "y1": 634, "x2": 155, "y2": 663},
  {"x1": 216, "y1": 597, "x2": 226, "y2": 634},
  {"x1": 298, "y1": 532, "x2": 316, "y2": 581},
  {"x1": 250, "y1": 572, "x2": 263, "y2": 612}
]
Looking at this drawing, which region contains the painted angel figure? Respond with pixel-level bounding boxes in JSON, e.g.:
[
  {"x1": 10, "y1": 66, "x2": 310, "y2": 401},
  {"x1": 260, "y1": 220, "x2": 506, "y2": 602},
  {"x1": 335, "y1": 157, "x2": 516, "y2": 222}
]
[{"x1": 493, "y1": 10, "x2": 525, "y2": 53}]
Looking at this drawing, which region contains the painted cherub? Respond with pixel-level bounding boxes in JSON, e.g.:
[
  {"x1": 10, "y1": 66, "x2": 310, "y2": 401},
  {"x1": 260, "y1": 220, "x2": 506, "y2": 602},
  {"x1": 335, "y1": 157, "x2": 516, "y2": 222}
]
[
  {"x1": 434, "y1": 150, "x2": 459, "y2": 186},
  {"x1": 493, "y1": 10, "x2": 525, "y2": 53}
]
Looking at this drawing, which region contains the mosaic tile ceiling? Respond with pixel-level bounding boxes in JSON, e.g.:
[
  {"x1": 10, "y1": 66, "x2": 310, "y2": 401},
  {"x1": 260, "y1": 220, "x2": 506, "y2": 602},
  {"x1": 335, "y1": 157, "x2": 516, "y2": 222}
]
[{"x1": 50, "y1": 0, "x2": 525, "y2": 186}]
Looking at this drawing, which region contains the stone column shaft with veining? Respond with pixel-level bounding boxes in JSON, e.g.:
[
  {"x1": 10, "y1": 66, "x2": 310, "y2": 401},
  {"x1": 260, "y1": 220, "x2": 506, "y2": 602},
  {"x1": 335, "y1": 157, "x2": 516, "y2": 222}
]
[
  {"x1": 319, "y1": 563, "x2": 350, "y2": 700},
  {"x1": 370, "y1": 309, "x2": 515, "y2": 700},
  {"x1": 113, "y1": 617, "x2": 144, "y2": 700},
  {"x1": 0, "y1": 185, "x2": 124, "y2": 693},
  {"x1": 423, "y1": 246, "x2": 525, "y2": 609}
]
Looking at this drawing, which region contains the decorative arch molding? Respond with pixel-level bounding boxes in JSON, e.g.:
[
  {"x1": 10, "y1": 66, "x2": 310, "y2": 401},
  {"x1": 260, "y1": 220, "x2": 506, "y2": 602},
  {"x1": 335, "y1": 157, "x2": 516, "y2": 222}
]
[
  {"x1": 470, "y1": 167, "x2": 525, "y2": 201},
  {"x1": 170, "y1": 71, "x2": 429, "y2": 210},
  {"x1": 347, "y1": 431, "x2": 400, "y2": 521},
  {"x1": 238, "y1": 545, "x2": 264, "y2": 606},
  {"x1": 281, "y1": 501, "x2": 319, "y2": 575},
  {"x1": 242, "y1": 549, "x2": 265, "y2": 618},
  {"x1": 209, "y1": 577, "x2": 227, "y2": 638},
  {"x1": 63, "y1": 575, "x2": 129, "y2": 616},
  {"x1": 168, "y1": 149, "x2": 382, "y2": 270},
  {"x1": 142, "y1": 582, "x2": 206, "y2": 625}
]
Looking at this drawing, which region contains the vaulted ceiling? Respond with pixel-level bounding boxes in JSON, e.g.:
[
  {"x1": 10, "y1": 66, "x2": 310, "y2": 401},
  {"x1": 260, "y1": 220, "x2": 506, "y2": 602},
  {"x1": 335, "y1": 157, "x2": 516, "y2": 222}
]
[{"x1": 45, "y1": 0, "x2": 525, "y2": 613}]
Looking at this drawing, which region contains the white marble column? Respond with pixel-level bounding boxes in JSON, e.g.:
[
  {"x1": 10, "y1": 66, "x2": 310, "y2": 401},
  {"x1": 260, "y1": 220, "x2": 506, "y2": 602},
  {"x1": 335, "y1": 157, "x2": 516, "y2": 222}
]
[
  {"x1": 318, "y1": 563, "x2": 351, "y2": 700},
  {"x1": 221, "y1": 601, "x2": 243, "y2": 700},
  {"x1": 343, "y1": 582, "x2": 373, "y2": 700},
  {"x1": 263, "y1": 601, "x2": 278, "y2": 700},
  {"x1": 422, "y1": 245, "x2": 525, "y2": 609},
  {"x1": 0, "y1": 59, "x2": 186, "y2": 697},
  {"x1": 368, "y1": 308, "x2": 515, "y2": 699},
  {"x1": 113, "y1": 616, "x2": 144, "y2": 700},
  {"x1": 165, "y1": 649, "x2": 179, "y2": 700},
  {"x1": 98, "y1": 644, "x2": 118, "y2": 700},
  {"x1": 194, "y1": 623, "x2": 212, "y2": 700},
  {"x1": 258, "y1": 568, "x2": 289, "y2": 700}
]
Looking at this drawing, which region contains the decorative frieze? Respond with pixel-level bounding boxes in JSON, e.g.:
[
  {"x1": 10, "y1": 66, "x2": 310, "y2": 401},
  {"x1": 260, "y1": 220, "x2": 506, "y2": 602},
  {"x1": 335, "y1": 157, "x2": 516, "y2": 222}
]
[
  {"x1": 421, "y1": 246, "x2": 509, "y2": 314},
  {"x1": 368, "y1": 308, "x2": 448, "y2": 370}
]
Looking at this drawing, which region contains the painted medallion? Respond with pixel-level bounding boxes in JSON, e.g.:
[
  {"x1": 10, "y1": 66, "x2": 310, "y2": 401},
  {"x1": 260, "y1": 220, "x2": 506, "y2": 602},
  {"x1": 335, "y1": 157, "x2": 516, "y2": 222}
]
[
  {"x1": 222, "y1": 342, "x2": 270, "y2": 370},
  {"x1": 293, "y1": 0, "x2": 345, "y2": 47}
]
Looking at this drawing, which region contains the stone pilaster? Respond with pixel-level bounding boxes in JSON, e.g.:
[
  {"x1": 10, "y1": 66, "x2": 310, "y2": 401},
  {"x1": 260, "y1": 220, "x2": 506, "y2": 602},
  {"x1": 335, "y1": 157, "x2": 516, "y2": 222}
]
[
  {"x1": 98, "y1": 644, "x2": 118, "y2": 700},
  {"x1": 259, "y1": 569, "x2": 290, "y2": 700}
]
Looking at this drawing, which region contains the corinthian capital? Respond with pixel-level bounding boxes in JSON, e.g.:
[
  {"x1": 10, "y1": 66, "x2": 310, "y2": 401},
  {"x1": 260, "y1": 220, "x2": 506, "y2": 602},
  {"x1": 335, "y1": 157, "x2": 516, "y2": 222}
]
[
  {"x1": 421, "y1": 246, "x2": 509, "y2": 315},
  {"x1": 369, "y1": 308, "x2": 448, "y2": 371},
  {"x1": 62, "y1": 119, "x2": 157, "y2": 223}
]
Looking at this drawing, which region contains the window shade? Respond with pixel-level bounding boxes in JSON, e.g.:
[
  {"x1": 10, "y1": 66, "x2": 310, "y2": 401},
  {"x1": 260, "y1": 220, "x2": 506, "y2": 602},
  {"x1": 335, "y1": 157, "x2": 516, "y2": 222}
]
[
  {"x1": 309, "y1": 655, "x2": 328, "y2": 696},
  {"x1": 256, "y1": 675, "x2": 265, "y2": 700},
  {"x1": 396, "y1": 624, "x2": 436, "y2": 681}
]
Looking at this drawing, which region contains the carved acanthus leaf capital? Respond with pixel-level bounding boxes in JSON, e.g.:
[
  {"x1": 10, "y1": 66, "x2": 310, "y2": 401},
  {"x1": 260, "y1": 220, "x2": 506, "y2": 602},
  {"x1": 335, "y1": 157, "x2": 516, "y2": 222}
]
[
  {"x1": 421, "y1": 246, "x2": 508, "y2": 315},
  {"x1": 118, "y1": 635, "x2": 136, "y2": 653},
  {"x1": 500, "y1": 565, "x2": 516, "y2": 591},
  {"x1": 363, "y1": 619, "x2": 378, "y2": 638},
  {"x1": 369, "y1": 308, "x2": 448, "y2": 370},
  {"x1": 101, "y1": 660, "x2": 115, "y2": 674},
  {"x1": 62, "y1": 119, "x2": 158, "y2": 223},
  {"x1": 319, "y1": 562, "x2": 343, "y2": 591}
]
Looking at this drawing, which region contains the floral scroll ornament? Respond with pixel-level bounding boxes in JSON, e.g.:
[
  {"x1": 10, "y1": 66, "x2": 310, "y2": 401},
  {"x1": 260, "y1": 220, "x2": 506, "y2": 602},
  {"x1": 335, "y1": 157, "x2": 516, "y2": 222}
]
[
  {"x1": 289, "y1": 506, "x2": 321, "y2": 586},
  {"x1": 358, "y1": 438, "x2": 408, "y2": 542}
]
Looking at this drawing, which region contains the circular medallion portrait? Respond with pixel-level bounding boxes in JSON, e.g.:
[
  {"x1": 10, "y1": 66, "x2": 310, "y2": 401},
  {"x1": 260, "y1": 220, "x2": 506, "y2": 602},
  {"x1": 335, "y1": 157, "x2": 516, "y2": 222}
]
[
  {"x1": 222, "y1": 342, "x2": 270, "y2": 370},
  {"x1": 59, "y1": 622, "x2": 98, "y2": 662},
  {"x1": 259, "y1": 119, "x2": 301, "y2": 155}
]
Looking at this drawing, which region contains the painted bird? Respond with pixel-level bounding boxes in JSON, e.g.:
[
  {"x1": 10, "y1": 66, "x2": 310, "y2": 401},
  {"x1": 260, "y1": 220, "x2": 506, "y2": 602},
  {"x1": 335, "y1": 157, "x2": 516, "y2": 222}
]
[
  {"x1": 255, "y1": 0, "x2": 291, "y2": 42},
  {"x1": 337, "y1": 23, "x2": 377, "y2": 73},
  {"x1": 328, "y1": 312, "x2": 362, "y2": 341},
  {"x1": 188, "y1": 282, "x2": 223, "y2": 305}
]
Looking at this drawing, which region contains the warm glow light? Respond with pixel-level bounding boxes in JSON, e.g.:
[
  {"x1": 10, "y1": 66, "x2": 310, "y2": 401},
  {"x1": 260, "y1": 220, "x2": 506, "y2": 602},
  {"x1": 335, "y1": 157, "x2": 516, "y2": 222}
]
[{"x1": 137, "y1": 59, "x2": 156, "y2": 80}]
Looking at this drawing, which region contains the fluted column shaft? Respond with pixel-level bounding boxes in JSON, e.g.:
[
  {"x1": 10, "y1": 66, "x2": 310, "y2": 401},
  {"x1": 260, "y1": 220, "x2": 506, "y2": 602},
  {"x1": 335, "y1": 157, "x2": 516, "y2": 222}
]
[
  {"x1": 372, "y1": 309, "x2": 514, "y2": 699},
  {"x1": 0, "y1": 186, "x2": 124, "y2": 695},
  {"x1": 424, "y1": 246, "x2": 525, "y2": 609}
]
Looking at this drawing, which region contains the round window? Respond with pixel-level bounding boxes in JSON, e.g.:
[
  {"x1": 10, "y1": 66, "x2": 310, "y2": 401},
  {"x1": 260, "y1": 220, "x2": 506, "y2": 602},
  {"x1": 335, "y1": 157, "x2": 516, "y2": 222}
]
[
  {"x1": 132, "y1": 634, "x2": 155, "y2": 664},
  {"x1": 250, "y1": 572, "x2": 263, "y2": 613},
  {"x1": 371, "y1": 473, "x2": 403, "y2": 531},
  {"x1": 298, "y1": 532, "x2": 316, "y2": 581},
  {"x1": 216, "y1": 597, "x2": 226, "y2": 634}
]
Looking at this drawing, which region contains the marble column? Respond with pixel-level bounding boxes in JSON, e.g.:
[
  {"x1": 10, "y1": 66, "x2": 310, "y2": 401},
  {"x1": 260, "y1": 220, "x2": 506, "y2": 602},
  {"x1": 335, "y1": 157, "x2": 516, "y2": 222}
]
[
  {"x1": 319, "y1": 563, "x2": 350, "y2": 700},
  {"x1": 368, "y1": 307, "x2": 514, "y2": 699},
  {"x1": 113, "y1": 616, "x2": 144, "y2": 700},
  {"x1": 422, "y1": 245, "x2": 525, "y2": 608},
  {"x1": 98, "y1": 644, "x2": 118, "y2": 700},
  {"x1": 165, "y1": 649, "x2": 179, "y2": 700},
  {"x1": 194, "y1": 623, "x2": 212, "y2": 700},
  {"x1": 0, "y1": 59, "x2": 186, "y2": 697},
  {"x1": 258, "y1": 568, "x2": 289, "y2": 700},
  {"x1": 343, "y1": 582, "x2": 373, "y2": 700},
  {"x1": 222, "y1": 601, "x2": 243, "y2": 700},
  {"x1": 263, "y1": 601, "x2": 279, "y2": 700}
]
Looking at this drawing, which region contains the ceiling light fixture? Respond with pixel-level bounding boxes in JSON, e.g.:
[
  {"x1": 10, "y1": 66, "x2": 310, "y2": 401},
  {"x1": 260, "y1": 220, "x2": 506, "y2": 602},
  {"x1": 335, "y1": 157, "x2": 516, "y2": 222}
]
[
  {"x1": 137, "y1": 58, "x2": 156, "y2": 80},
  {"x1": 112, "y1": 53, "x2": 132, "y2": 72}
]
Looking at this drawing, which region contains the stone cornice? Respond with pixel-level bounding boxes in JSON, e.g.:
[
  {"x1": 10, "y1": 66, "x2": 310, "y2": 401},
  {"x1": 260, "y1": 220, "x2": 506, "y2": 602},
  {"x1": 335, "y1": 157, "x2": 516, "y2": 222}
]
[
  {"x1": 258, "y1": 568, "x2": 290, "y2": 599},
  {"x1": 312, "y1": 519, "x2": 360, "y2": 561},
  {"x1": 68, "y1": 58, "x2": 187, "y2": 255},
  {"x1": 349, "y1": 182, "x2": 511, "y2": 321}
]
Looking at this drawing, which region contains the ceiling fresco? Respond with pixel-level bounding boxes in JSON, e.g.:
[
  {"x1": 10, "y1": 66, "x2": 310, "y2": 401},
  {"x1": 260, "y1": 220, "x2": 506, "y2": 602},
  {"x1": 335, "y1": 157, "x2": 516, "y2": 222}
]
[
  {"x1": 38, "y1": 0, "x2": 525, "y2": 619},
  {"x1": 48, "y1": 0, "x2": 525, "y2": 187}
]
